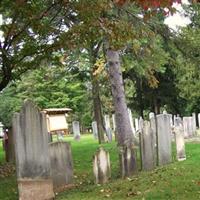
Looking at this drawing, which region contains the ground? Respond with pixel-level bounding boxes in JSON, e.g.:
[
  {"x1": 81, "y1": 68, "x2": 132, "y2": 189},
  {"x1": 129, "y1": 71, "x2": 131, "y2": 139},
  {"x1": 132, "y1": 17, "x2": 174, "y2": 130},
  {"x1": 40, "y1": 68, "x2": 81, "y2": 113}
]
[{"x1": 0, "y1": 135, "x2": 200, "y2": 200}]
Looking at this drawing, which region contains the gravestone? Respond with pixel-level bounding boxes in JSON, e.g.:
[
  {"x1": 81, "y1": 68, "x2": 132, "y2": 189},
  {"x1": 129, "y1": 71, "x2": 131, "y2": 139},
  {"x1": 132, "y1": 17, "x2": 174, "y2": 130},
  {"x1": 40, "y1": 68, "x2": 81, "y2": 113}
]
[
  {"x1": 93, "y1": 147, "x2": 111, "y2": 184},
  {"x1": 104, "y1": 115, "x2": 112, "y2": 142},
  {"x1": 149, "y1": 112, "x2": 157, "y2": 163},
  {"x1": 140, "y1": 121, "x2": 156, "y2": 170},
  {"x1": 92, "y1": 121, "x2": 98, "y2": 139},
  {"x1": 112, "y1": 114, "x2": 116, "y2": 132},
  {"x1": 174, "y1": 116, "x2": 182, "y2": 127},
  {"x1": 173, "y1": 120, "x2": 186, "y2": 161},
  {"x1": 183, "y1": 117, "x2": 193, "y2": 138},
  {"x1": 135, "y1": 118, "x2": 139, "y2": 132},
  {"x1": 72, "y1": 121, "x2": 81, "y2": 140},
  {"x1": 49, "y1": 141, "x2": 73, "y2": 190},
  {"x1": 139, "y1": 117, "x2": 144, "y2": 132},
  {"x1": 198, "y1": 113, "x2": 200, "y2": 128},
  {"x1": 128, "y1": 108, "x2": 136, "y2": 137},
  {"x1": 12, "y1": 100, "x2": 54, "y2": 200},
  {"x1": 119, "y1": 145, "x2": 137, "y2": 178},
  {"x1": 156, "y1": 114, "x2": 172, "y2": 166},
  {"x1": 192, "y1": 113, "x2": 197, "y2": 134}
]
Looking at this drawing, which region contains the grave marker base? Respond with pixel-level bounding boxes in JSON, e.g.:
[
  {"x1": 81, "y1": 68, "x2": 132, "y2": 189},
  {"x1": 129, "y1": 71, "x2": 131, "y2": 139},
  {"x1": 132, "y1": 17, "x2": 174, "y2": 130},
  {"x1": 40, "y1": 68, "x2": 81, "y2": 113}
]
[{"x1": 18, "y1": 178, "x2": 54, "y2": 200}]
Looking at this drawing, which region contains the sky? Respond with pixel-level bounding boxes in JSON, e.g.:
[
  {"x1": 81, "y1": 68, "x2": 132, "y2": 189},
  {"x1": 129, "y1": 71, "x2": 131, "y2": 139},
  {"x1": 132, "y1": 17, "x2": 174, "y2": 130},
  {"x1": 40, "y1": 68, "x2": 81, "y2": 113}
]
[{"x1": 164, "y1": 0, "x2": 191, "y2": 30}]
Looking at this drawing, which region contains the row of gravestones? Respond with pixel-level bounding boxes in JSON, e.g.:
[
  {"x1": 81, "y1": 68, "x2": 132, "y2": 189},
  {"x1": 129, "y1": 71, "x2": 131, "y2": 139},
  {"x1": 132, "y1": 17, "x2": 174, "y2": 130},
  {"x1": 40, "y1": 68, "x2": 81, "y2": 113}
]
[
  {"x1": 13, "y1": 101, "x2": 187, "y2": 199},
  {"x1": 13, "y1": 101, "x2": 73, "y2": 200},
  {"x1": 93, "y1": 113, "x2": 186, "y2": 184},
  {"x1": 91, "y1": 110, "x2": 198, "y2": 142}
]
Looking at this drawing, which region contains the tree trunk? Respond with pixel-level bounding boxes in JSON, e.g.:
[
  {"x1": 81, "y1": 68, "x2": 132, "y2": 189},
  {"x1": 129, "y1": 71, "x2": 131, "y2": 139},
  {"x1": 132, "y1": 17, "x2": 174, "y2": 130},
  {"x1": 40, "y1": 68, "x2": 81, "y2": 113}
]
[
  {"x1": 106, "y1": 49, "x2": 137, "y2": 177},
  {"x1": 91, "y1": 75, "x2": 105, "y2": 143}
]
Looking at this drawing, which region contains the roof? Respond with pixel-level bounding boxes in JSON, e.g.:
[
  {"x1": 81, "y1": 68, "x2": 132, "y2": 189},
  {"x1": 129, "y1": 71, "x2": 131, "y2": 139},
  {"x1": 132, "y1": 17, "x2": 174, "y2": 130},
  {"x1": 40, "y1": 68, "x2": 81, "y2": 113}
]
[{"x1": 43, "y1": 108, "x2": 72, "y2": 115}]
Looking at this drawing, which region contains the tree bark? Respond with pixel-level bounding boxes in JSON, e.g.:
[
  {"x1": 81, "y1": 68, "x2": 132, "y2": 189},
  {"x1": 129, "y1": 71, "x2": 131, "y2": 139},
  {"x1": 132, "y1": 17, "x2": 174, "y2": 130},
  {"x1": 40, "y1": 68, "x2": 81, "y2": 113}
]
[
  {"x1": 106, "y1": 49, "x2": 137, "y2": 177},
  {"x1": 91, "y1": 75, "x2": 105, "y2": 143},
  {"x1": 106, "y1": 49, "x2": 134, "y2": 146}
]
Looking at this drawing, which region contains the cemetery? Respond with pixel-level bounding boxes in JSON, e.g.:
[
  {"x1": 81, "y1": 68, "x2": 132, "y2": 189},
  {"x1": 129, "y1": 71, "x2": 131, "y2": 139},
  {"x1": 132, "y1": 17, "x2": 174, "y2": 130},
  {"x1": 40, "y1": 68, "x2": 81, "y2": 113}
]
[{"x1": 0, "y1": 0, "x2": 200, "y2": 200}]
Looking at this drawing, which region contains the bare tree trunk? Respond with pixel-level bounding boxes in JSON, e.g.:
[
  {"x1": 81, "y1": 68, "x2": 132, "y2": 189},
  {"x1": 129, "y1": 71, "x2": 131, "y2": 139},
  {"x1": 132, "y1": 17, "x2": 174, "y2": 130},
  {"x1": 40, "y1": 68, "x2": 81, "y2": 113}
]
[
  {"x1": 106, "y1": 49, "x2": 137, "y2": 177},
  {"x1": 91, "y1": 75, "x2": 105, "y2": 143}
]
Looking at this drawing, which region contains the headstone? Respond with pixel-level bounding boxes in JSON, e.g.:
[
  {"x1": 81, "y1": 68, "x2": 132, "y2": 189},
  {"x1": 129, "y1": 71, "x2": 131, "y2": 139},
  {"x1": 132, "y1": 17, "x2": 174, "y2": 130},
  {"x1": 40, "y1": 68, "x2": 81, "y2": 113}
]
[
  {"x1": 156, "y1": 114, "x2": 172, "y2": 166},
  {"x1": 128, "y1": 108, "x2": 136, "y2": 137},
  {"x1": 183, "y1": 117, "x2": 193, "y2": 138},
  {"x1": 149, "y1": 112, "x2": 157, "y2": 163},
  {"x1": 93, "y1": 147, "x2": 111, "y2": 184},
  {"x1": 198, "y1": 113, "x2": 200, "y2": 128},
  {"x1": 173, "y1": 121, "x2": 186, "y2": 161},
  {"x1": 49, "y1": 142, "x2": 73, "y2": 190},
  {"x1": 135, "y1": 118, "x2": 139, "y2": 132},
  {"x1": 104, "y1": 115, "x2": 112, "y2": 142},
  {"x1": 119, "y1": 145, "x2": 137, "y2": 178},
  {"x1": 12, "y1": 100, "x2": 54, "y2": 200},
  {"x1": 174, "y1": 116, "x2": 182, "y2": 127},
  {"x1": 138, "y1": 116, "x2": 144, "y2": 132},
  {"x1": 92, "y1": 121, "x2": 98, "y2": 139},
  {"x1": 72, "y1": 121, "x2": 81, "y2": 140},
  {"x1": 192, "y1": 113, "x2": 197, "y2": 135},
  {"x1": 140, "y1": 121, "x2": 156, "y2": 170},
  {"x1": 112, "y1": 114, "x2": 116, "y2": 132}
]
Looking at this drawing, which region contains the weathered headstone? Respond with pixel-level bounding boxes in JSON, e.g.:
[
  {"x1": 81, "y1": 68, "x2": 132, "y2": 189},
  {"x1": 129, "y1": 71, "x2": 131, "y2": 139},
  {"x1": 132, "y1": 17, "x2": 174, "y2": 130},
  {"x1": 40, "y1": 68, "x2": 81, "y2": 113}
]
[
  {"x1": 138, "y1": 116, "x2": 144, "y2": 132},
  {"x1": 12, "y1": 100, "x2": 54, "y2": 200},
  {"x1": 72, "y1": 121, "x2": 81, "y2": 140},
  {"x1": 49, "y1": 141, "x2": 73, "y2": 190},
  {"x1": 140, "y1": 121, "x2": 156, "y2": 170},
  {"x1": 128, "y1": 108, "x2": 136, "y2": 137},
  {"x1": 192, "y1": 113, "x2": 197, "y2": 135},
  {"x1": 93, "y1": 147, "x2": 111, "y2": 184},
  {"x1": 119, "y1": 145, "x2": 137, "y2": 178},
  {"x1": 183, "y1": 117, "x2": 193, "y2": 138},
  {"x1": 149, "y1": 112, "x2": 157, "y2": 164},
  {"x1": 104, "y1": 115, "x2": 112, "y2": 142},
  {"x1": 92, "y1": 121, "x2": 98, "y2": 139},
  {"x1": 156, "y1": 114, "x2": 172, "y2": 166},
  {"x1": 198, "y1": 113, "x2": 200, "y2": 128},
  {"x1": 112, "y1": 114, "x2": 116, "y2": 132},
  {"x1": 173, "y1": 120, "x2": 186, "y2": 161},
  {"x1": 135, "y1": 118, "x2": 139, "y2": 132}
]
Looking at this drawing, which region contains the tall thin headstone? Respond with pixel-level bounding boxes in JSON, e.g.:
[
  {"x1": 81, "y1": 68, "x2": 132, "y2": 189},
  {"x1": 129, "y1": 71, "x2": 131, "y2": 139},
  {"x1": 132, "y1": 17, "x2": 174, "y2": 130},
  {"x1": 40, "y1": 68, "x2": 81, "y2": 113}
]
[
  {"x1": 192, "y1": 113, "x2": 197, "y2": 135},
  {"x1": 104, "y1": 115, "x2": 112, "y2": 142},
  {"x1": 140, "y1": 121, "x2": 156, "y2": 170},
  {"x1": 72, "y1": 121, "x2": 81, "y2": 140},
  {"x1": 135, "y1": 118, "x2": 139, "y2": 132},
  {"x1": 112, "y1": 114, "x2": 116, "y2": 132},
  {"x1": 173, "y1": 119, "x2": 186, "y2": 161},
  {"x1": 49, "y1": 141, "x2": 73, "y2": 190},
  {"x1": 183, "y1": 117, "x2": 193, "y2": 138},
  {"x1": 149, "y1": 112, "x2": 157, "y2": 164},
  {"x1": 156, "y1": 114, "x2": 172, "y2": 166},
  {"x1": 198, "y1": 113, "x2": 200, "y2": 128},
  {"x1": 92, "y1": 121, "x2": 98, "y2": 139},
  {"x1": 128, "y1": 108, "x2": 136, "y2": 137},
  {"x1": 12, "y1": 100, "x2": 54, "y2": 200}
]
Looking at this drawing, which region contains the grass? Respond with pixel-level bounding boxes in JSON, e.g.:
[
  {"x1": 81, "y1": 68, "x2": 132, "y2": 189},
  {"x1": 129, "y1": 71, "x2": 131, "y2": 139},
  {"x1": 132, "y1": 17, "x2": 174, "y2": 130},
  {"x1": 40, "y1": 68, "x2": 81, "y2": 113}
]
[{"x1": 1, "y1": 135, "x2": 200, "y2": 199}]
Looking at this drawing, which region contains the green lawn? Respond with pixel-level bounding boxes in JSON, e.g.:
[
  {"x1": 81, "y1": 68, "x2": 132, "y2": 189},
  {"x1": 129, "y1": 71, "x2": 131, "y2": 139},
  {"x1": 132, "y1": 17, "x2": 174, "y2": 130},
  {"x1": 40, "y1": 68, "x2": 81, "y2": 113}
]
[{"x1": 0, "y1": 135, "x2": 200, "y2": 200}]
